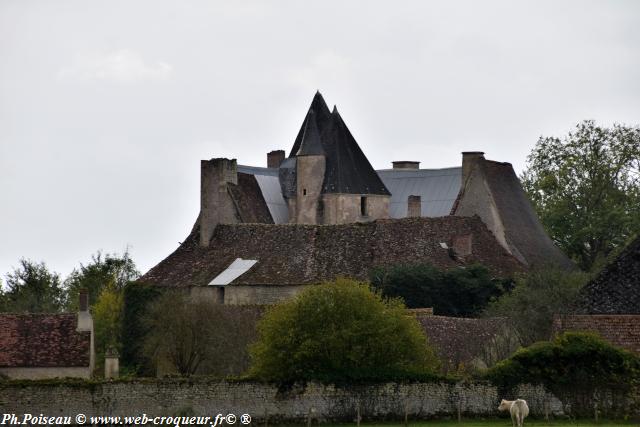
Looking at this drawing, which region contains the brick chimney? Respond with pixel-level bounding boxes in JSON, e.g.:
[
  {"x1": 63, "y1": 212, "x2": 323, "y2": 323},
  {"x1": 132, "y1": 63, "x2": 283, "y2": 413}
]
[
  {"x1": 200, "y1": 158, "x2": 238, "y2": 247},
  {"x1": 461, "y1": 152, "x2": 485, "y2": 184},
  {"x1": 392, "y1": 161, "x2": 420, "y2": 170},
  {"x1": 267, "y1": 150, "x2": 285, "y2": 168},
  {"x1": 408, "y1": 195, "x2": 422, "y2": 217}
]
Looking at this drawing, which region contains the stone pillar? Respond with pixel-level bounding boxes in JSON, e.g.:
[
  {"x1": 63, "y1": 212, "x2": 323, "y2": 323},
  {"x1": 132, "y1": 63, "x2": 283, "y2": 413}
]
[
  {"x1": 408, "y1": 195, "x2": 421, "y2": 217},
  {"x1": 267, "y1": 150, "x2": 285, "y2": 168},
  {"x1": 104, "y1": 347, "x2": 119, "y2": 379}
]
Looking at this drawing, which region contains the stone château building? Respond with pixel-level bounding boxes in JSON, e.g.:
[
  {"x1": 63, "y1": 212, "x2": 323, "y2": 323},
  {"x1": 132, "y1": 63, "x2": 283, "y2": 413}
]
[{"x1": 139, "y1": 92, "x2": 572, "y2": 304}]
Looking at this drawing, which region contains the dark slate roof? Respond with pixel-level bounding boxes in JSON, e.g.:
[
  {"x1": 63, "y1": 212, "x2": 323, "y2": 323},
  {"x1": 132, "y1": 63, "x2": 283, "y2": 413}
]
[
  {"x1": 0, "y1": 313, "x2": 91, "y2": 368},
  {"x1": 289, "y1": 91, "x2": 332, "y2": 158},
  {"x1": 576, "y1": 236, "x2": 640, "y2": 314},
  {"x1": 319, "y1": 108, "x2": 391, "y2": 195},
  {"x1": 296, "y1": 109, "x2": 325, "y2": 156},
  {"x1": 139, "y1": 216, "x2": 524, "y2": 288},
  {"x1": 286, "y1": 92, "x2": 390, "y2": 196},
  {"x1": 227, "y1": 172, "x2": 274, "y2": 224}
]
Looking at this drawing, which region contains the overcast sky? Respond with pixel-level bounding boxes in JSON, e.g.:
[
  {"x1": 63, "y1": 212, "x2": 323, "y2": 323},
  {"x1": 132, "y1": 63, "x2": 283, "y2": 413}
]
[{"x1": 1, "y1": 0, "x2": 639, "y2": 283}]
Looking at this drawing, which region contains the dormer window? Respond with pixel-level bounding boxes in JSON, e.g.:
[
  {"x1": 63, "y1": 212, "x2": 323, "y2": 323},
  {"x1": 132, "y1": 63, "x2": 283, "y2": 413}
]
[{"x1": 361, "y1": 196, "x2": 368, "y2": 216}]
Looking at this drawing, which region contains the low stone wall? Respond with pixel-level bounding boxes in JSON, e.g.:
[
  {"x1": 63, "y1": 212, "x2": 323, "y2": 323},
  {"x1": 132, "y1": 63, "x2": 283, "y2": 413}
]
[{"x1": 0, "y1": 380, "x2": 569, "y2": 423}]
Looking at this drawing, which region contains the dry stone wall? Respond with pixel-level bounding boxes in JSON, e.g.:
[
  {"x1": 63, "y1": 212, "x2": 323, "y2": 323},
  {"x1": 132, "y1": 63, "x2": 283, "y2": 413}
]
[{"x1": 0, "y1": 380, "x2": 572, "y2": 423}]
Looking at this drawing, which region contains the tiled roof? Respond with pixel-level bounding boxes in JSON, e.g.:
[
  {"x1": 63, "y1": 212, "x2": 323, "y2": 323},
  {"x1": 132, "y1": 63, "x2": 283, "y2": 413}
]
[
  {"x1": 576, "y1": 236, "x2": 640, "y2": 314},
  {"x1": 553, "y1": 315, "x2": 640, "y2": 354},
  {"x1": 139, "y1": 216, "x2": 524, "y2": 288},
  {"x1": 0, "y1": 313, "x2": 90, "y2": 368},
  {"x1": 227, "y1": 172, "x2": 274, "y2": 224},
  {"x1": 413, "y1": 312, "x2": 508, "y2": 371}
]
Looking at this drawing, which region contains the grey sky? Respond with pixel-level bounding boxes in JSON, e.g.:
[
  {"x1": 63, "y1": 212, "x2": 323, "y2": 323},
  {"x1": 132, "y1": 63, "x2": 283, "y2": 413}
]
[{"x1": 1, "y1": 0, "x2": 639, "y2": 282}]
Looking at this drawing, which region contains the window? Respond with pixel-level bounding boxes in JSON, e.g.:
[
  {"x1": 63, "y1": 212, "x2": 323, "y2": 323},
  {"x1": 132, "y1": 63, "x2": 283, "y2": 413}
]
[
  {"x1": 360, "y1": 196, "x2": 368, "y2": 216},
  {"x1": 303, "y1": 188, "x2": 307, "y2": 196},
  {"x1": 216, "y1": 287, "x2": 225, "y2": 304}
]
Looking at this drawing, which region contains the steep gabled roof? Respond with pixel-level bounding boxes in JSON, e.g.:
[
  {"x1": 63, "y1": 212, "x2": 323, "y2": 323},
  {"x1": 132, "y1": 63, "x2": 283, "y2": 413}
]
[
  {"x1": 576, "y1": 236, "x2": 640, "y2": 314},
  {"x1": 227, "y1": 172, "x2": 274, "y2": 224},
  {"x1": 139, "y1": 216, "x2": 524, "y2": 288},
  {"x1": 320, "y1": 108, "x2": 391, "y2": 195},
  {"x1": 0, "y1": 313, "x2": 91, "y2": 368}
]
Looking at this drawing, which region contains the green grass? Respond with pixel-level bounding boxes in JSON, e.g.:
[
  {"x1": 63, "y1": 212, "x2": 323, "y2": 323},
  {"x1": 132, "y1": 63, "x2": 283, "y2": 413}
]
[{"x1": 284, "y1": 420, "x2": 639, "y2": 427}]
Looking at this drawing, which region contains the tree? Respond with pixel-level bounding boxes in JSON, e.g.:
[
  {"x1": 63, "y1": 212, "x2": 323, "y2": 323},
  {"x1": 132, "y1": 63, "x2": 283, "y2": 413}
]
[
  {"x1": 370, "y1": 263, "x2": 510, "y2": 316},
  {"x1": 64, "y1": 250, "x2": 139, "y2": 310},
  {"x1": 249, "y1": 278, "x2": 440, "y2": 382},
  {"x1": 0, "y1": 259, "x2": 64, "y2": 313},
  {"x1": 93, "y1": 281, "x2": 124, "y2": 372},
  {"x1": 143, "y1": 292, "x2": 262, "y2": 377},
  {"x1": 521, "y1": 120, "x2": 640, "y2": 271},
  {"x1": 484, "y1": 268, "x2": 589, "y2": 346}
]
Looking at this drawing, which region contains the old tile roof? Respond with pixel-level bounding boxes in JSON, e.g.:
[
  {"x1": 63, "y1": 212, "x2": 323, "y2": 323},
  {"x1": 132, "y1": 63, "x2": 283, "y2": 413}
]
[
  {"x1": 139, "y1": 216, "x2": 524, "y2": 288},
  {"x1": 576, "y1": 236, "x2": 640, "y2": 314},
  {"x1": 227, "y1": 172, "x2": 274, "y2": 224},
  {"x1": 553, "y1": 315, "x2": 640, "y2": 354},
  {"x1": 0, "y1": 313, "x2": 90, "y2": 368},
  {"x1": 413, "y1": 312, "x2": 508, "y2": 371}
]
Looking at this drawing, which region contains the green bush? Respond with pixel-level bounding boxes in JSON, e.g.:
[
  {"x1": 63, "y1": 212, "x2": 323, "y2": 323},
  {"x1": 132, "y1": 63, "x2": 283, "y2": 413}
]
[
  {"x1": 248, "y1": 278, "x2": 441, "y2": 383},
  {"x1": 487, "y1": 332, "x2": 640, "y2": 416},
  {"x1": 370, "y1": 263, "x2": 510, "y2": 316}
]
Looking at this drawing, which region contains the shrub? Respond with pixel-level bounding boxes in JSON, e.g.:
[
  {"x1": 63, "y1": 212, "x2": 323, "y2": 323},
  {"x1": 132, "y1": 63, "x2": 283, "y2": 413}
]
[
  {"x1": 487, "y1": 332, "x2": 640, "y2": 416},
  {"x1": 248, "y1": 278, "x2": 440, "y2": 383},
  {"x1": 370, "y1": 263, "x2": 510, "y2": 316},
  {"x1": 484, "y1": 268, "x2": 589, "y2": 346}
]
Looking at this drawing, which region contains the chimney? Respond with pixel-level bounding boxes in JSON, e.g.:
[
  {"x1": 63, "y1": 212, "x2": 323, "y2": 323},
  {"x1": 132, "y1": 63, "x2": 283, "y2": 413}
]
[
  {"x1": 407, "y1": 195, "x2": 422, "y2": 217},
  {"x1": 76, "y1": 288, "x2": 92, "y2": 332},
  {"x1": 200, "y1": 158, "x2": 238, "y2": 247},
  {"x1": 461, "y1": 152, "x2": 485, "y2": 184},
  {"x1": 79, "y1": 288, "x2": 89, "y2": 312},
  {"x1": 267, "y1": 150, "x2": 285, "y2": 168},
  {"x1": 104, "y1": 346, "x2": 120, "y2": 379},
  {"x1": 392, "y1": 161, "x2": 420, "y2": 170}
]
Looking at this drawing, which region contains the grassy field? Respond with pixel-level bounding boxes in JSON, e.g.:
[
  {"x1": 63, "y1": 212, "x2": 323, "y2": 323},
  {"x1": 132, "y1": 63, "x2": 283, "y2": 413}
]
[{"x1": 287, "y1": 420, "x2": 640, "y2": 427}]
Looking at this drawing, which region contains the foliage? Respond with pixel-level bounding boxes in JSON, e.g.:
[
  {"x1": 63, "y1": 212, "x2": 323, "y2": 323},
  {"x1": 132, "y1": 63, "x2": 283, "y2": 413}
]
[
  {"x1": 521, "y1": 120, "x2": 640, "y2": 271},
  {"x1": 121, "y1": 281, "x2": 161, "y2": 375},
  {"x1": 0, "y1": 259, "x2": 64, "y2": 313},
  {"x1": 248, "y1": 278, "x2": 440, "y2": 383},
  {"x1": 93, "y1": 282, "x2": 124, "y2": 372},
  {"x1": 64, "y1": 250, "x2": 139, "y2": 310},
  {"x1": 143, "y1": 292, "x2": 264, "y2": 377},
  {"x1": 487, "y1": 332, "x2": 640, "y2": 416},
  {"x1": 484, "y1": 268, "x2": 589, "y2": 346},
  {"x1": 370, "y1": 263, "x2": 510, "y2": 316}
]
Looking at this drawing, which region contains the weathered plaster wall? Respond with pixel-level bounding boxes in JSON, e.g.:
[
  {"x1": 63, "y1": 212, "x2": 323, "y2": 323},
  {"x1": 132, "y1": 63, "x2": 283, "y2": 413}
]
[
  {"x1": 296, "y1": 155, "x2": 326, "y2": 224},
  {"x1": 189, "y1": 285, "x2": 311, "y2": 305},
  {"x1": 322, "y1": 194, "x2": 389, "y2": 224},
  {"x1": 0, "y1": 380, "x2": 580, "y2": 422},
  {"x1": 0, "y1": 367, "x2": 91, "y2": 380}
]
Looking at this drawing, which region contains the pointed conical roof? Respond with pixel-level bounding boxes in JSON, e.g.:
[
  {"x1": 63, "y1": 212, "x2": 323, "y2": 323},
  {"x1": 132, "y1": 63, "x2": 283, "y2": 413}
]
[
  {"x1": 289, "y1": 91, "x2": 331, "y2": 157},
  {"x1": 296, "y1": 109, "x2": 325, "y2": 156},
  {"x1": 319, "y1": 107, "x2": 390, "y2": 195}
]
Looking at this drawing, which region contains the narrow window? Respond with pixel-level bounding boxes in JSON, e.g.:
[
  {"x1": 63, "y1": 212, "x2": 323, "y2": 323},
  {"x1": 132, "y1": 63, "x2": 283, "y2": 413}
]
[
  {"x1": 360, "y1": 196, "x2": 368, "y2": 216},
  {"x1": 216, "y1": 287, "x2": 225, "y2": 304},
  {"x1": 303, "y1": 188, "x2": 307, "y2": 196}
]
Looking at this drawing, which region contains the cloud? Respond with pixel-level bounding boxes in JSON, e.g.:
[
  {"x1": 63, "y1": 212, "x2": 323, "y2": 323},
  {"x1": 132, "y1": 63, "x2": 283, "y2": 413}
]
[{"x1": 58, "y1": 49, "x2": 173, "y2": 82}]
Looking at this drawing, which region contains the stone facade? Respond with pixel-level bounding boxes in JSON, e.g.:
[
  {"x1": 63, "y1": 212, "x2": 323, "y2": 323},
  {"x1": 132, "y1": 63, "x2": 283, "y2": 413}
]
[
  {"x1": 0, "y1": 380, "x2": 593, "y2": 422},
  {"x1": 322, "y1": 193, "x2": 390, "y2": 225}
]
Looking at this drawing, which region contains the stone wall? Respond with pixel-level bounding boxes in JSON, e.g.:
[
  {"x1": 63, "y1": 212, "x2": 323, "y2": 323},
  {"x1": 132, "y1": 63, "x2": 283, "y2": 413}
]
[
  {"x1": 0, "y1": 380, "x2": 581, "y2": 423},
  {"x1": 322, "y1": 194, "x2": 389, "y2": 225}
]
